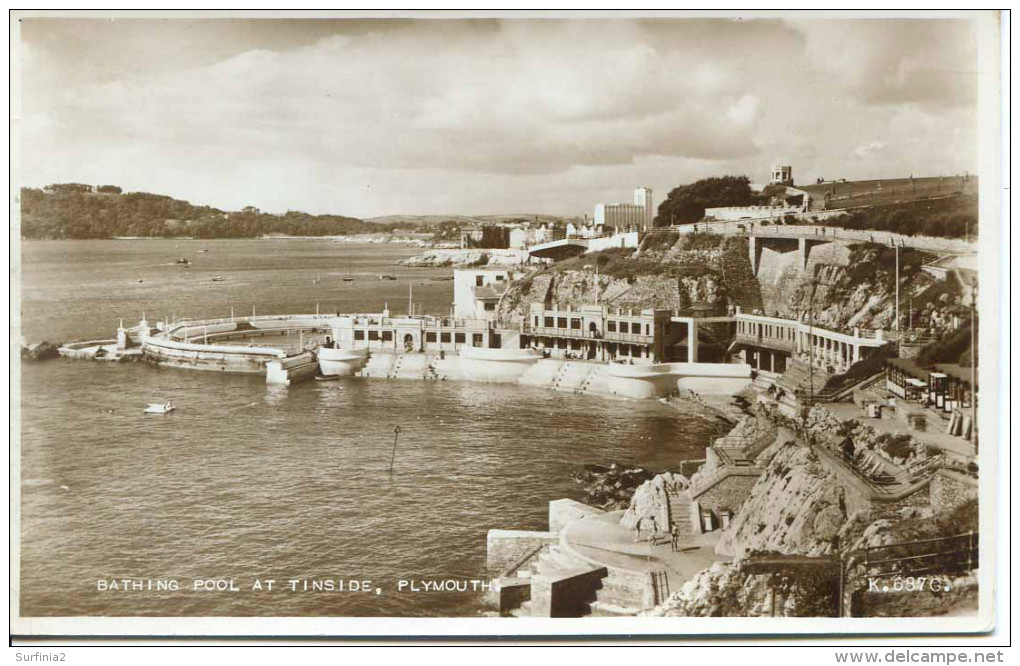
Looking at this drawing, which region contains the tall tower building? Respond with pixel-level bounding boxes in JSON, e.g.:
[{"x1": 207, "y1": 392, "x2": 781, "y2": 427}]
[
  {"x1": 633, "y1": 187, "x2": 654, "y2": 230},
  {"x1": 770, "y1": 165, "x2": 793, "y2": 186}
]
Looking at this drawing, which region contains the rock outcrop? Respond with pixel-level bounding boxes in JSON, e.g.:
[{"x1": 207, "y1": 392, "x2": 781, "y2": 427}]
[
  {"x1": 21, "y1": 341, "x2": 60, "y2": 361},
  {"x1": 570, "y1": 463, "x2": 658, "y2": 510},
  {"x1": 400, "y1": 248, "x2": 529, "y2": 267},
  {"x1": 715, "y1": 441, "x2": 850, "y2": 558},
  {"x1": 642, "y1": 559, "x2": 839, "y2": 617}
]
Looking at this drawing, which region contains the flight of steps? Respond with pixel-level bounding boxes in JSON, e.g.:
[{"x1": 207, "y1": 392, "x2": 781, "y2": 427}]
[
  {"x1": 507, "y1": 542, "x2": 665, "y2": 617},
  {"x1": 358, "y1": 352, "x2": 395, "y2": 378},
  {"x1": 389, "y1": 353, "x2": 430, "y2": 380},
  {"x1": 554, "y1": 361, "x2": 596, "y2": 393},
  {"x1": 775, "y1": 360, "x2": 833, "y2": 396},
  {"x1": 506, "y1": 544, "x2": 607, "y2": 618},
  {"x1": 753, "y1": 372, "x2": 779, "y2": 392},
  {"x1": 667, "y1": 491, "x2": 696, "y2": 535},
  {"x1": 588, "y1": 568, "x2": 657, "y2": 616},
  {"x1": 518, "y1": 359, "x2": 564, "y2": 388}
]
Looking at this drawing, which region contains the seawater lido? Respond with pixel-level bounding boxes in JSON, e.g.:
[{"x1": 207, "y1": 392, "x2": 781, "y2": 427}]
[{"x1": 57, "y1": 307, "x2": 755, "y2": 401}]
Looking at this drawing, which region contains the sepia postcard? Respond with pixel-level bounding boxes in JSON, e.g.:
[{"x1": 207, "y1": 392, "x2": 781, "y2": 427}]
[{"x1": 9, "y1": 10, "x2": 1006, "y2": 641}]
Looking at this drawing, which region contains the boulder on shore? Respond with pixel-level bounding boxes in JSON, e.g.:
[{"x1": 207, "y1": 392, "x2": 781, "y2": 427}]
[
  {"x1": 21, "y1": 341, "x2": 60, "y2": 361},
  {"x1": 571, "y1": 463, "x2": 658, "y2": 510}
]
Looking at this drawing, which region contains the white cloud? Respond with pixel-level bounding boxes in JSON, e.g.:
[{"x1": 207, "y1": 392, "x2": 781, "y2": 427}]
[
  {"x1": 19, "y1": 17, "x2": 981, "y2": 217},
  {"x1": 853, "y1": 140, "x2": 887, "y2": 159}
]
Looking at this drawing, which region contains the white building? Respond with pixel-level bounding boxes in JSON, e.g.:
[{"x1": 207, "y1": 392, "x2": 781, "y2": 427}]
[
  {"x1": 453, "y1": 269, "x2": 511, "y2": 319},
  {"x1": 509, "y1": 227, "x2": 529, "y2": 249},
  {"x1": 594, "y1": 187, "x2": 655, "y2": 231}
]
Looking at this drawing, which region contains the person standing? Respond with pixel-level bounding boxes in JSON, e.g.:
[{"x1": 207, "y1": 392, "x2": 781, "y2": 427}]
[{"x1": 670, "y1": 522, "x2": 680, "y2": 552}]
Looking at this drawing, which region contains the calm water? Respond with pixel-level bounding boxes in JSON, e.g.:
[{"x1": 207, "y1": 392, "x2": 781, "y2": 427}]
[{"x1": 18, "y1": 239, "x2": 727, "y2": 617}]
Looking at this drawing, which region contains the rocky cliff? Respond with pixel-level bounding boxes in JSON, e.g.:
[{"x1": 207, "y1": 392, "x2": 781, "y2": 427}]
[
  {"x1": 492, "y1": 233, "x2": 965, "y2": 339},
  {"x1": 715, "y1": 440, "x2": 850, "y2": 558},
  {"x1": 755, "y1": 243, "x2": 967, "y2": 333}
]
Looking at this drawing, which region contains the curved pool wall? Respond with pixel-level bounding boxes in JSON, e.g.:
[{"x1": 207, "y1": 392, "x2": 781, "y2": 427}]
[{"x1": 108, "y1": 313, "x2": 753, "y2": 399}]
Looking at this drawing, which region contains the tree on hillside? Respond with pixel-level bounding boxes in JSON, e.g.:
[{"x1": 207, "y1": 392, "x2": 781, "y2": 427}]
[{"x1": 655, "y1": 176, "x2": 762, "y2": 225}]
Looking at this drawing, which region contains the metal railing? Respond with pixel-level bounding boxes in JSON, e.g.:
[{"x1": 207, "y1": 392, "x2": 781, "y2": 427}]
[
  {"x1": 845, "y1": 532, "x2": 978, "y2": 581},
  {"x1": 525, "y1": 325, "x2": 654, "y2": 345}
]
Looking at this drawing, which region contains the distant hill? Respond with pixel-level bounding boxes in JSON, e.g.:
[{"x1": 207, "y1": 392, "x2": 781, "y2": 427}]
[
  {"x1": 19, "y1": 184, "x2": 379, "y2": 239},
  {"x1": 364, "y1": 214, "x2": 572, "y2": 227}
]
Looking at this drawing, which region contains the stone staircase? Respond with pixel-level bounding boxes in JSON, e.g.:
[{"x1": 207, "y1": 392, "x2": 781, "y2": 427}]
[
  {"x1": 390, "y1": 353, "x2": 430, "y2": 380},
  {"x1": 753, "y1": 372, "x2": 779, "y2": 392},
  {"x1": 554, "y1": 361, "x2": 596, "y2": 393},
  {"x1": 588, "y1": 569, "x2": 654, "y2": 616},
  {"x1": 518, "y1": 359, "x2": 564, "y2": 388},
  {"x1": 775, "y1": 360, "x2": 833, "y2": 397},
  {"x1": 667, "y1": 490, "x2": 696, "y2": 535},
  {"x1": 505, "y1": 544, "x2": 607, "y2": 618},
  {"x1": 358, "y1": 352, "x2": 395, "y2": 378}
]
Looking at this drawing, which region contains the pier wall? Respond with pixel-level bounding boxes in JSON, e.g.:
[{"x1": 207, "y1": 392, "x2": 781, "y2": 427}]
[
  {"x1": 486, "y1": 530, "x2": 559, "y2": 573},
  {"x1": 143, "y1": 335, "x2": 283, "y2": 374}
]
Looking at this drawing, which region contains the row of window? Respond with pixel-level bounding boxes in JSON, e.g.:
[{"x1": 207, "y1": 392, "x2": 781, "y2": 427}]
[
  {"x1": 351, "y1": 330, "x2": 483, "y2": 346},
  {"x1": 739, "y1": 321, "x2": 796, "y2": 341},
  {"x1": 535, "y1": 316, "x2": 650, "y2": 335}
]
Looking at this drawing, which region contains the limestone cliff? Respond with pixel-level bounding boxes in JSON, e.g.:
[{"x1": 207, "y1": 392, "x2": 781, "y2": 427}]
[
  {"x1": 715, "y1": 440, "x2": 849, "y2": 558},
  {"x1": 642, "y1": 560, "x2": 839, "y2": 617},
  {"x1": 755, "y1": 244, "x2": 967, "y2": 333},
  {"x1": 496, "y1": 269, "x2": 724, "y2": 329}
]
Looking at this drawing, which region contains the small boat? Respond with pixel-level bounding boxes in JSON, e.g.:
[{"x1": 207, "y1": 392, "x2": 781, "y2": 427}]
[
  {"x1": 198, "y1": 249, "x2": 209, "y2": 253},
  {"x1": 379, "y1": 274, "x2": 397, "y2": 281},
  {"x1": 143, "y1": 401, "x2": 175, "y2": 414},
  {"x1": 315, "y1": 375, "x2": 342, "y2": 382},
  {"x1": 175, "y1": 258, "x2": 191, "y2": 265},
  {"x1": 211, "y1": 276, "x2": 225, "y2": 282},
  {"x1": 342, "y1": 277, "x2": 355, "y2": 283},
  {"x1": 136, "y1": 279, "x2": 144, "y2": 283}
]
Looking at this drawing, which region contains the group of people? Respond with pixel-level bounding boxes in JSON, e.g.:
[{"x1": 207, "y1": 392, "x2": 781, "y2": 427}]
[{"x1": 632, "y1": 515, "x2": 683, "y2": 553}]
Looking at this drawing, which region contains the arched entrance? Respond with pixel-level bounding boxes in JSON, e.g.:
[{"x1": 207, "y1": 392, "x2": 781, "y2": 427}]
[{"x1": 403, "y1": 334, "x2": 414, "y2": 352}]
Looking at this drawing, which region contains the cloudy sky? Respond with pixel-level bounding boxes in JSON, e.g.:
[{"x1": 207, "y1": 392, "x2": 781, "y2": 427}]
[{"x1": 17, "y1": 14, "x2": 983, "y2": 218}]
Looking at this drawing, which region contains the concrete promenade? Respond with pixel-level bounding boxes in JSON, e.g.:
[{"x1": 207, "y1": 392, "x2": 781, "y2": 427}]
[{"x1": 562, "y1": 511, "x2": 727, "y2": 590}]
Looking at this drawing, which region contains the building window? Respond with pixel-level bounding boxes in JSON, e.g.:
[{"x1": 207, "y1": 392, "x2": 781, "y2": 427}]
[
  {"x1": 534, "y1": 316, "x2": 539, "y2": 327},
  {"x1": 571, "y1": 339, "x2": 581, "y2": 350},
  {"x1": 608, "y1": 321, "x2": 617, "y2": 332},
  {"x1": 368, "y1": 330, "x2": 380, "y2": 341},
  {"x1": 484, "y1": 302, "x2": 495, "y2": 311},
  {"x1": 476, "y1": 275, "x2": 484, "y2": 286},
  {"x1": 354, "y1": 330, "x2": 365, "y2": 341},
  {"x1": 544, "y1": 317, "x2": 554, "y2": 327},
  {"x1": 557, "y1": 317, "x2": 567, "y2": 328},
  {"x1": 495, "y1": 275, "x2": 504, "y2": 281},
  {"x1": 570, "y1": 318, "x2": 581, "y2": 330},
  {"x1": 455, "y1": 332, "x2": 465, "y2": 344},
  {"x1": 441, "y1": 332, "x2": 451, "y2": 343},
  {"x1": 382, "y1": 331, "x2": 393, "y2": 342},
  {"x1": 619, "y1": 321, "x2": 629, "y2": 334},
  {"x1": 472, "y1": 333, "x2": 483, "y2": 347},
  {"x1": 426, "y1": 332, "x2": 437, "y2": 343}
]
